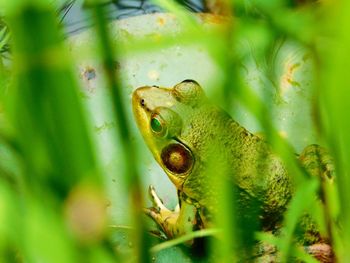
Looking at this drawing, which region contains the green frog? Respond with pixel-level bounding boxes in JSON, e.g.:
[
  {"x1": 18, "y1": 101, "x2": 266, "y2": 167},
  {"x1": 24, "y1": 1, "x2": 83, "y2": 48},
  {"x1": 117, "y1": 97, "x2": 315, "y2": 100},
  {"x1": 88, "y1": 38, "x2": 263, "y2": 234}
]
[{"x1": 132, "y1": 79, "x2": 333, "y2": 261}]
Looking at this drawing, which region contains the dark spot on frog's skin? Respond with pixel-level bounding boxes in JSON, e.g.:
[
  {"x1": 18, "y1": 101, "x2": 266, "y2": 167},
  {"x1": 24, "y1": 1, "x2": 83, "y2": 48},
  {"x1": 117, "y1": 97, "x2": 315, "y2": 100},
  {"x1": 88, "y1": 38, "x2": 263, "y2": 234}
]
[
  {"x1": 83, "y1": 67, "x2": 96, "y2": 81},
  {"x1": 188, "y1": 217, "x2": 191, "y2": 222},
  {"x1": 152, "y1": 85, "x2": 159, "y2": 88}
]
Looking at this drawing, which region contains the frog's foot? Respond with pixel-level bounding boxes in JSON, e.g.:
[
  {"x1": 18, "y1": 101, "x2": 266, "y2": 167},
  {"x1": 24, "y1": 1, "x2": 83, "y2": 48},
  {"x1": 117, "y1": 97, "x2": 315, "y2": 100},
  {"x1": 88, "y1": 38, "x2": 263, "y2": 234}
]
[
  {"x1": 144, "y1": 185, "x2": 179, "y2": 239},
  {"x1": 305, "y1": 243, "x2": 334, "y2": 263}
]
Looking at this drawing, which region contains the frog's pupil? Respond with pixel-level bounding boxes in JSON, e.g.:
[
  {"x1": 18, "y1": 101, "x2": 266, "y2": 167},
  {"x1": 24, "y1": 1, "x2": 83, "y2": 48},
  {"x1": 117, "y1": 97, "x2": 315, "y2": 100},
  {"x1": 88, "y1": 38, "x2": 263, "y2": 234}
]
[{"x1": 151, "y1": 117, "x2": 162, "y2": 133}]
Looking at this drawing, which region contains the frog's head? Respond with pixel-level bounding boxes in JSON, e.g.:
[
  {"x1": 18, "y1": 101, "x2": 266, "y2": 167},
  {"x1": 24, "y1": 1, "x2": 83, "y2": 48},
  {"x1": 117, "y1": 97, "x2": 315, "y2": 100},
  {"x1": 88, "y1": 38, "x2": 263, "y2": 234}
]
[{"x1": 132, "y1": 80, "x2": 207, "y2": 191}]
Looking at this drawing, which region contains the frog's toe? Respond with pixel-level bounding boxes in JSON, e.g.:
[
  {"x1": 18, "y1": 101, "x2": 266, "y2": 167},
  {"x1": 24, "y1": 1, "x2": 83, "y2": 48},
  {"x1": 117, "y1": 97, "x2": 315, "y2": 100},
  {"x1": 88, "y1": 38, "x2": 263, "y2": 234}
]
[
  {"x1": 144, "y1": 207, "x2": 162, "y2": 222},
  {"x1": 144, "y1": 199, "x2": 173, "y2": 224},
  {"x1": 144, "y1": 195, "x2": 172, "y2": 226},
  {"x1": 144, "y1": 206, "x2": 178, "y2": 237},
  {"x1": 148, "y1": 185, "x2": 167, "y2": 210},
  {"x1": 149, "y1": 229, "x2": 167, "y2": 240},
  {"x1": 144, "y1": 187, "x2": 180, "y2": 239},
  {"x1": 144, "y1": 207, "x2": 170, "y2": 239}
]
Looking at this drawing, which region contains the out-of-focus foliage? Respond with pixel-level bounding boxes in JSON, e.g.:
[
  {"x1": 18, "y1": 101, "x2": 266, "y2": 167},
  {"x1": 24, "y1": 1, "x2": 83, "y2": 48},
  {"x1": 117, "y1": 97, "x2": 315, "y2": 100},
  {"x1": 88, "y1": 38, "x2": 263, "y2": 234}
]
[
  {"x1": 0, "y1": 17, "x2": 10, "y2": 63},
  {"x1": 0, "y1": 0, "x2": 348, "y2": 262}
]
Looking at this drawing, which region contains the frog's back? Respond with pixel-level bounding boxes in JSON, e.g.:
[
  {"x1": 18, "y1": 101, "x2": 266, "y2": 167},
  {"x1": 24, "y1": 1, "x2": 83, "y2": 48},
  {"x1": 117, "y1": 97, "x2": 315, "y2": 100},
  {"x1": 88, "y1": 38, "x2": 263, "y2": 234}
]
[
  {"x1": 180, "y1": 103, "x2": 292, "y2": 229},
  {"x1": 226, "y1": 119, "x2": 292, "y2": 227}
]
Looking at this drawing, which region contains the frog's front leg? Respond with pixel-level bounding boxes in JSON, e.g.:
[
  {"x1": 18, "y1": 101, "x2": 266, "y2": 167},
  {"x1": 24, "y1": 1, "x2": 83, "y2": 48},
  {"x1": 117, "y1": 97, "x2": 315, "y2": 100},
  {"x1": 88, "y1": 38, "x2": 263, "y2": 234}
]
[{"x1": 145, "y1": 185, "x2": 199, "y2": 240}]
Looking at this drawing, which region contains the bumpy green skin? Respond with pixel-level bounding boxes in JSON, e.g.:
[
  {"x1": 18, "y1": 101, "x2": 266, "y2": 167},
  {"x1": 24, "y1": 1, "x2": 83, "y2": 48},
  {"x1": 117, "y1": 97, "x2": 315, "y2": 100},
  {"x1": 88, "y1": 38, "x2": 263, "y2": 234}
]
[
  {"x1": 132, "y1": 80, "x2": 333, "y2": 258},
  {"x1": 176, "y1": 98, "x2": 292, "y2": 229}
]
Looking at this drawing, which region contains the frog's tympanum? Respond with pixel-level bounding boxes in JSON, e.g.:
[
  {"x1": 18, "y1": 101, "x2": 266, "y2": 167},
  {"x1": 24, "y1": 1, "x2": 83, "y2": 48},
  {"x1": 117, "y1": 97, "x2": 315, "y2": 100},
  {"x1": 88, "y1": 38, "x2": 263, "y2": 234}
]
[{"x1": 132, "y1": 80, "x2": 334, "y2": 262}]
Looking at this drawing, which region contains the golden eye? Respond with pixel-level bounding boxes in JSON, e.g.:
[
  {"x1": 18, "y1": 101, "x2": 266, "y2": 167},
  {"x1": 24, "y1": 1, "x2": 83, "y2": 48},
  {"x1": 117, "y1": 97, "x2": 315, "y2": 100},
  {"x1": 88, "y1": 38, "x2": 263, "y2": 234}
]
[{"x1": 161, "y1": 143, "x2": 193, "y2": 174}]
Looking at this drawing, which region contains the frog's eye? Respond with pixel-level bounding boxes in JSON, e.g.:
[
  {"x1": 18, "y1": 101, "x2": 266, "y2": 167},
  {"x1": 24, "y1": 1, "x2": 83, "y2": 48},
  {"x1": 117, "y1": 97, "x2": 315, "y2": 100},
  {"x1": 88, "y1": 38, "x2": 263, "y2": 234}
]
[
  {"x1": 150, "y1": 114, "x2": 167, "y2": 136},
  {"x1": 161, "y1": 143, "x2": 193, "y2": 174},
  {"x1": 173, "y1": 79, "x2": 205, "y2": 106},
  {"x1": 151, "y1": 107, "x2": 182, "y2": 138}
]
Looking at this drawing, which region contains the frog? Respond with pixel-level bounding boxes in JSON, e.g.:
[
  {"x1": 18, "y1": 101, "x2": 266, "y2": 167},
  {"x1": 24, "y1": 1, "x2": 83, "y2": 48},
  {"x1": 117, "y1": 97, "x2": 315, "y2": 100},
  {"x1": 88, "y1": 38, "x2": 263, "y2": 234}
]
[{"x1": 132, "y1": 79, "x2": 334, "y2": 262}]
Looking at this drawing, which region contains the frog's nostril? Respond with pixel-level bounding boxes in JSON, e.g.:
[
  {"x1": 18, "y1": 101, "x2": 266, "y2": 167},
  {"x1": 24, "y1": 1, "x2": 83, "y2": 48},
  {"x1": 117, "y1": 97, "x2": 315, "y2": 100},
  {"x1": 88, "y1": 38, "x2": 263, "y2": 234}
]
[
  {"x1": 152, "y1": 85, "x2": 159, "y2": 88},
  {"x1": 140, "y1": 99, "x2": 145, "y2": 106}
]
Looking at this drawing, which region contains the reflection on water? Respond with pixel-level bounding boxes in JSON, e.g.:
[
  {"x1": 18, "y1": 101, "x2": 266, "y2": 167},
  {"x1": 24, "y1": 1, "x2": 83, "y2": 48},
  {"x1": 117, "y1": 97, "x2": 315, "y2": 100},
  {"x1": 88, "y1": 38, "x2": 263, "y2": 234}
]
[{"x1": 59, "y1": 0, "x2": 206, "y2": 35}]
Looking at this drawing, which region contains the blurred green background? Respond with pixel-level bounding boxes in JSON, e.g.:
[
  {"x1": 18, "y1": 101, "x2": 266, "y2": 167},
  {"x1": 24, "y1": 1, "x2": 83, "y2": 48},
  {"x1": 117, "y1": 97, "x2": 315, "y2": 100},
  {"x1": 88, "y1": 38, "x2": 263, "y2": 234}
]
[{"x1": 0, "y1": 0, "x2": 349, "y2": 262}]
